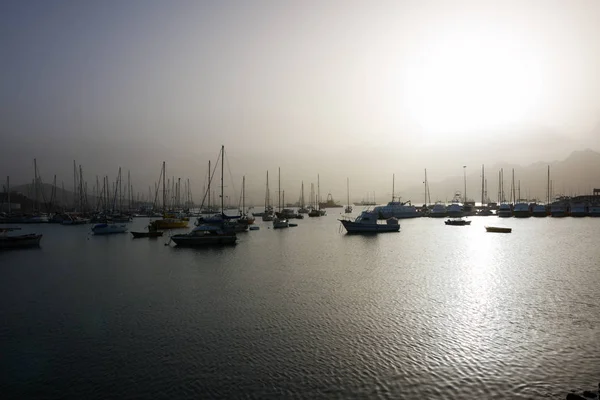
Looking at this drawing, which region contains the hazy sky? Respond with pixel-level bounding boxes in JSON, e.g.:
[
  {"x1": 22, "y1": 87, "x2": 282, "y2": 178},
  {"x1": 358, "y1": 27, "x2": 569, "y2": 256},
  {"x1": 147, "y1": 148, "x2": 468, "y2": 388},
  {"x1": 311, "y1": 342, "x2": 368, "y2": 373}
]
[{"x1": 2, "y1": 0, "x2": 599, "y2": 204}]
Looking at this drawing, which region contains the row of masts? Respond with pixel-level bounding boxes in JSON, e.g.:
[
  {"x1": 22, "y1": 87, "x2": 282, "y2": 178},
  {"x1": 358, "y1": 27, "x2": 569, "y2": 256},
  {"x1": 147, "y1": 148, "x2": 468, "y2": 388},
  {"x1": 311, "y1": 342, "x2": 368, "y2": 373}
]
[{"x1": 422, "y1": 164, "x2": 558, "y2": 206}]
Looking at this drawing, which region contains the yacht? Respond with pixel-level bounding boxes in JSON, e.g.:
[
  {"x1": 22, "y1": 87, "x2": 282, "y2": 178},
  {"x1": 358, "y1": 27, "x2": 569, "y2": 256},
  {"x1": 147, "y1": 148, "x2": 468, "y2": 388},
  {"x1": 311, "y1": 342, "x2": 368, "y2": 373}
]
[
  {"x1": 532, "y1": 204, "x2": 548, "y2": 217},
  {"x1": 339, "y1": 211, "x2": 400, "y2": 233},
  {"x1": 513, "y1": 202, "x2": 531, "y2": 218},
  {"x1": 373, "y1": 200, "x2": 420, "y2": 219},
  {"x1": 497, "y1": 203, "x2": 513, "y2": 218},
  {"x1": 569, "y1": 203, "x2": 587, "y2": 217},
  {"x1": 429, "y1": 203, "x2": 447, "y2": 218}
]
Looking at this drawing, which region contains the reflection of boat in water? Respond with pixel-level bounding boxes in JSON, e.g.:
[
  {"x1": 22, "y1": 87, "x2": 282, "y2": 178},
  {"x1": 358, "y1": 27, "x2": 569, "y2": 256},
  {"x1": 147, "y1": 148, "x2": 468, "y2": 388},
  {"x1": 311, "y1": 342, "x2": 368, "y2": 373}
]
[
  {"x1": 485, "y1": 226, "x2": 511, "y2": 233},
  {"x1": 339, "y1": 211, "x2": 399, "y2": 233},
  {"x1": 91, "y1": 223, "x2": 128, "y2": 235},
  {"x1": 444, "y1": 218, "x2": 471, "y2": 226},
  {"x1": 0, "y1": 228, "x2": 43, "y2": 249}
]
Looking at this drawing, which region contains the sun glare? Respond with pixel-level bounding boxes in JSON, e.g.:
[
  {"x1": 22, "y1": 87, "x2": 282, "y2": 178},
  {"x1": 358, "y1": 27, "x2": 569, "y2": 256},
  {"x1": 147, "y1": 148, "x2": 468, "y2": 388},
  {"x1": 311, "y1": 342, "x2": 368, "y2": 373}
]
[{"x1": 403, "y1": 28, "x2": 544, "y2": 135}]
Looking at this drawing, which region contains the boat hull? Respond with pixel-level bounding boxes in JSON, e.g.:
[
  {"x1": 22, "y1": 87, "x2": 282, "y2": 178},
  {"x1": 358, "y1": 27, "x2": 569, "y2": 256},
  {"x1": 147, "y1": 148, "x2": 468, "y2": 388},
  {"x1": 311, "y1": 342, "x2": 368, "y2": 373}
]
[
  {"x1": 339, "y1": 220, "x2": 399, "y2": 233},
  {"x1": 485, "y1": 226, "x2": 512, "y2": 233},
  {"x1": 171, "y1": 235, "x2": 237, "y2": 246},
  {"x1": 92, "y1": 224, "x2": 128, "y2": 235},
  {"x1": 131, "y1": 231, "x2": 163, "y2": 238},
  {"x1": 0, "y1": 234, "x2": 43, "y2": 249},
  {"x1": 150, "y1": 219, "x2": 188, "y2": 229}
]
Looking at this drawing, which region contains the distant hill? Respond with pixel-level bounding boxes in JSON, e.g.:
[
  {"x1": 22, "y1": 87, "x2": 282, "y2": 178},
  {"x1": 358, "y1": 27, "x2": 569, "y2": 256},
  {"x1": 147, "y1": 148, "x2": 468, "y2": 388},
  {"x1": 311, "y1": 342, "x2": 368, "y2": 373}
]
[{"x1": 403, "y1": 149, "x2": 600, "y2": 204}]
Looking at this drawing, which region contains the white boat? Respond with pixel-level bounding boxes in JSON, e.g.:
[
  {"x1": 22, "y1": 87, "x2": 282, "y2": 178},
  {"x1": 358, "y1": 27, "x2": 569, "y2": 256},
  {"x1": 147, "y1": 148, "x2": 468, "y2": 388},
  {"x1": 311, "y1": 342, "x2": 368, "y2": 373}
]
[
  {"x1": 497, "y1": 203, "x2": 512, "y2": 218},
  {"x1": 429, "y1": 203, "x2": 447, "y2": 218},
  {"x1": 513, "y1": 202, "x2": 531, "y2": 218},
  {"x1": 91, "y1": 223, "x2": 128, "y2": 235},
  {"x1": 339, "y1": 211, "x2": 400, "y2": 233},
  {"x1": 532, "y1": 204, "x2": 548, "y2": 217},
  {"x1": 569, "y1": 203, "x2": 587, "y2": 217}
]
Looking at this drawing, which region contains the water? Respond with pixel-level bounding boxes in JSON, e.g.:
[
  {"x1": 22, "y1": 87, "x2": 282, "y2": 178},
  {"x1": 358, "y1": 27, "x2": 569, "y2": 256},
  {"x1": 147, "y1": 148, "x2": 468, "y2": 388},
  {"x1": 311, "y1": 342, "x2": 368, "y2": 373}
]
[{"x1": 1, "y1": 215, "x2": 599, "y2": 399}]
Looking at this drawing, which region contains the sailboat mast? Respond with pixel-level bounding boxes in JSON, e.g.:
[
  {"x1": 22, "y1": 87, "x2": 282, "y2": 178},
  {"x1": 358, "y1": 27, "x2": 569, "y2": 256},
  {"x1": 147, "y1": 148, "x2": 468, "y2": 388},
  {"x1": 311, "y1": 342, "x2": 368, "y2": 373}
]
[
  {"x1": 242, "y1": 175, "x2": 245, "y2": 214},
  {"x1": 6, "y1": 176, "x2": 10, "y2": 217},
  {"x1": 424, "y1": 169, "x2": 427, "y2": 206},
  {"x1": 301, "y1": 181, "x2": 304, "y2": 208},
  {"x1": 392, "y1": 173, "x2": 395, "y2": 202},
  {"x1": 221, "y1": 145, "x2": 224, "y2": 214},
  {"x1": 33, "y1": 158, "x2": 38, "y2": 214},
  {"x1": 317, "y1": 174, "x2": 320, "y2": 210},
  {"x1": 73, "y1": 160, "x2": 77, "y2": 210},
  {"x1": 278, "y1": 167, "x2": 281, "y2": 212},
  {"x1": 208, "y1": 160, "x2": 211, "y2": 210},
  {"x1": 547, "y1": 165, "x2": 550, "y2": 204},
  {"x1": 347, "y1": 177, "x2": 350, "y2": 207},
  {"x1": 162, "y1": 161, "x2": 166, "y2": 213},
  {"x1": 481, "y1": 164, "x2": 485, "y2": 206}
]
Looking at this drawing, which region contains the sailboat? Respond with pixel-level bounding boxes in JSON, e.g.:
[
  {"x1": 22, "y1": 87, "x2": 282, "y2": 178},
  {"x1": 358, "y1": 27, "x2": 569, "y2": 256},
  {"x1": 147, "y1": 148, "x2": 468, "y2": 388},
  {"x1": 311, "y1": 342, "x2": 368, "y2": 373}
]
[
  {"x1": 170, "y1": 146, "x2": 237, "y2": 246},
  {"x1": 238, "y1": 176, "x2": 255, "y2": 227},
  {"x1": 261, "y1": 171, "x2": 274, "y2": 221},
  {"x1": 298, "y1": 181, "x2": 309, "y2": 214},
  {"x1": 344, "y1": 178, "x2": 352, "y2": 213},
  {"x1": 149, "y1": 162, "x2": 189, "y2": 230},
  {"x1": 273, "y1": 168, "x2": 289, "y2": 229}
]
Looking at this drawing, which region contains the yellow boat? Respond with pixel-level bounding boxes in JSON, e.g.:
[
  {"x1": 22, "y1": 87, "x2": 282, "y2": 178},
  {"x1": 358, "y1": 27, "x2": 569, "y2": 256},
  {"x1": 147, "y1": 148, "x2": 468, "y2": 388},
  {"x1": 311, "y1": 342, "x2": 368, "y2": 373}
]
[{"x1": 150, "y1": 218, "x2": 188, "y2": 230}]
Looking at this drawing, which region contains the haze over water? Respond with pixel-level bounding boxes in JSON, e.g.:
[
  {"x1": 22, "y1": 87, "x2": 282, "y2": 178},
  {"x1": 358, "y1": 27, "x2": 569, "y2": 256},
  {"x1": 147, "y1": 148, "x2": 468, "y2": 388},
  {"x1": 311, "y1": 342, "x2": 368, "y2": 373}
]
[{"x1": 2, "y1": 216, "x2": 600, "y2": 399}]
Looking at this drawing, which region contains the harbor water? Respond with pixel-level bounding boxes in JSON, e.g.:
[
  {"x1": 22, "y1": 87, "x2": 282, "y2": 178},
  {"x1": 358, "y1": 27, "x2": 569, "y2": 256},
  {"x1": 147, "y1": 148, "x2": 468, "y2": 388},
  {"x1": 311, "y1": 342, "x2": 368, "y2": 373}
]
[{"x1": 1, "y1": 215, "x2": 599, "y2": 399}]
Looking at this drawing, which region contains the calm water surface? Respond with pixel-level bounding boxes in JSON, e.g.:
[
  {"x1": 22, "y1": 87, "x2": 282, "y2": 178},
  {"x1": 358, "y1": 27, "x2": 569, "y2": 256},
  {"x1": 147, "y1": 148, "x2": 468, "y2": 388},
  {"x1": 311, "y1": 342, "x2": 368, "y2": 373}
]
[{"x1": 1, "y1": 215, "x2": 599, "y2": 399}]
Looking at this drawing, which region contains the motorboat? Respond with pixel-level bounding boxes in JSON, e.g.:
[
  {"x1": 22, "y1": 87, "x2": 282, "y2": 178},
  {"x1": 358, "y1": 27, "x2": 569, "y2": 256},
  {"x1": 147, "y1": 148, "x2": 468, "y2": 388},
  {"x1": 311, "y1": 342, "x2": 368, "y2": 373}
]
[
  {"x1": 485, "y1": 226, "x2": 512, "y2": 233},
  {"x1": 91, "y1": 223, "x2": 128, "y2": 235},
  {"x1": 170, "y1": 225, "x2": 237, "y2": 246},
  {"x1": 339, "y1": 211, "x2": 399, "y2": 233},
  {"x1": 429, "y1": 203, "x2": 447, "y2": 218},
  {"x1": 513, "y1": 202, "x2": 531, "y2": 218},
  {"x1": 0, "y1": 228, "x2": 42, "y2": 249},
  {"x1": 497, "y1": 203, "x2": 513, "y2": 218},
  {"x1": 444, "y1": 218, "x2": 471, "y2": 226}
]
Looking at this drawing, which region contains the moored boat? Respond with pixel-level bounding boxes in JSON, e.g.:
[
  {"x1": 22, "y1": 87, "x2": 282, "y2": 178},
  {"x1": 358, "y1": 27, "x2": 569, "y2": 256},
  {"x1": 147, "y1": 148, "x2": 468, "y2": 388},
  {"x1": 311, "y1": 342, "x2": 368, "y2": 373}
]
[
  {"x1": 444, "y1": 218, "x2": 471, "y2": 226},
  {"x1": 532, "y1": 204, "x2": 548, "y2": 217},
  {"x1": 339, "y1": 211, "x2": 399, "y2": 233},
  {"x1": 513, "y1": 202, "x2": 531, "y2": 218},
  {"x1": 429, "y1": 202, "x2": 447, "y2": 218},
  {"x1": 589, "y1": 205, "x2": 600, "y2": 217},
  {"x1": 170, "y1": 224, "x2": 237, "y2": 246},
  {"x1": 0, "y1": 228, "x2": 43, "y2": 249},
  {"x1": 550, "y1": 203, "x2": 567, "y2": 217},
  {"x1": 485, "y1": 226, "x2": 512, "y2": 233},
  {"x1": 569, "y1": 203, "x2": 587, "y2": 217},
  {"x1": 497, "y1": 203, "x2": 513, "y2": 218},
  {"x1": 91, "y1": 223, "x2": 128, "y2": 235},
  {"x1": 131, "y1": 230, "x2": 163, "y2": 238}
]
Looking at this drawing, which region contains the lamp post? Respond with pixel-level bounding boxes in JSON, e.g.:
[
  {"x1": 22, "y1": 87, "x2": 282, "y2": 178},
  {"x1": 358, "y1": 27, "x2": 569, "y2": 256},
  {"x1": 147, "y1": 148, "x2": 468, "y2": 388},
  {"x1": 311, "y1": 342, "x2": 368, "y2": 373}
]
[{"x1": 463, "y1": 165, "x2": 467, "y2": 204}]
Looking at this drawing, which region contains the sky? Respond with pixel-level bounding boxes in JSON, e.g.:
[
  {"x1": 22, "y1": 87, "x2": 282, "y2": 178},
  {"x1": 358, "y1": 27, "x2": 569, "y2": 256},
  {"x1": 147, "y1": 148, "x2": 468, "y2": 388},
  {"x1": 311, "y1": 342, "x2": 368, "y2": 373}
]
[{"x1": 1, "y1": 0, "x2": 600, "y2": 205}]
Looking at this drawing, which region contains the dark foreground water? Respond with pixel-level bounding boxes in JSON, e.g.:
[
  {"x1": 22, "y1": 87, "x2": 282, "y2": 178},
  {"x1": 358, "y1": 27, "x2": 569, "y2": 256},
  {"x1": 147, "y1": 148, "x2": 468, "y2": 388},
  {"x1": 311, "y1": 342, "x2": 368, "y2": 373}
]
[{"x1": 1, "y1": 215, "x2": 599, "y2": 399}]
